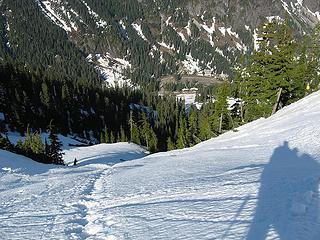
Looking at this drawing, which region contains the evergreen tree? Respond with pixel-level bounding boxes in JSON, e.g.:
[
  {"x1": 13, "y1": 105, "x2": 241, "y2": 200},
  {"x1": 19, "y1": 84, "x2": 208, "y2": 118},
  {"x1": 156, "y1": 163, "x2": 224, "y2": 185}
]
[
  {"x1": 47, "y1": 124, "x2": 64, "y2": 165},
  {"x1": 40, "y1": 82, "x2": 50, "y2": 108},
  {"x1": 198, "y1": 114, "x2": 213, "y2": 141},
  {"x1": 19, "y1": 127, "x2": 33, "y2": 154},
  {"x1": 177, "y1": 107, "x2": 187, "y2": 149},
  {"x1": 120, "y1": 126, "x2": 127, "y2": 142},
  {"x1": 100, "y1": 131, "x2": 105, "y2": 143},
  {"x1": 110, "y1": 131, "x2": 116, "y2": 143},
  {"x1": 237, "y1": 19, "x2": 306, "y2": 121},
  {"x1": 211, "y1": 83, "x2": 229, "y2": 133},
  {"x1": 305, "y1": 24, "x2": 320, "y2": 93},
  {"x1": 104, "y1": 130, "x2": 110, "y2": 143},
  {"x1": 131, "y1": 121, "x2": 141, "y2": 145},
  {"x1": 30, "y1": 132, "x2": 45, "y2": 155},
  {"x1": 140, "y1": 113, "x2": 158, "y2": 152},
  {"x1": 187, "y1": 105, "x2": 200, "y2": 146},
  {"x1": 167, "y1": 136, "x2": 175, "y2": 151}
]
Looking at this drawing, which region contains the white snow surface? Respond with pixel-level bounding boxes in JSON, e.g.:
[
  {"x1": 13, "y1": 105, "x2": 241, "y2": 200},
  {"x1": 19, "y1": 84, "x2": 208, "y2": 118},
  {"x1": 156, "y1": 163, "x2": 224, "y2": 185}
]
[
  {"x1": 132, "y1": 23, "x2": 148, "y2": 41},
  {"x1": 181, "y1": 53, "x2": 201, "y2": 75},
  {"x1": 41, "y1": 1, "x2": 76, "y2": 32},
  {"x1": 2, "y1": 91, "x2": 320, "y2": 239}
]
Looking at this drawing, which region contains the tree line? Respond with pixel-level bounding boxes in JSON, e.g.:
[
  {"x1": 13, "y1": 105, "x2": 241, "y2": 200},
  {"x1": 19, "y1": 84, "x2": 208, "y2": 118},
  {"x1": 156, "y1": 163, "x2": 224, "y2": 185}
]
[{"x1": 0, "y1": 124, "x2": 64, "y2": 165}]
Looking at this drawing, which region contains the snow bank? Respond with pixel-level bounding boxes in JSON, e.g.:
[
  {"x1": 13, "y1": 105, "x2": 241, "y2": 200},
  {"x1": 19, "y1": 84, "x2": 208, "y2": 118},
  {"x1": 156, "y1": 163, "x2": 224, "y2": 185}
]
[
  {"x1": 63, "y1": 142, "x2": 148, "y2": 166},
  {"x1": 0, "y1": 150, "x2": 55, "y2": 175}
]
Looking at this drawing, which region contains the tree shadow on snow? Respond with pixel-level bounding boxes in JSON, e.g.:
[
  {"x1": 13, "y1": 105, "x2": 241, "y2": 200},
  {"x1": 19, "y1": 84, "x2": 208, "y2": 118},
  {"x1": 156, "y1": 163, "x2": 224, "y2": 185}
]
[
  {"x1": 0, "y1": 150, "x2": 58, "y2": 176},
  {"x1": 246, "y1": 141, "x2": 320, "y2": 240},
  {"x1": 69, "y1": 151, "x2": 146, "y2": 167}
]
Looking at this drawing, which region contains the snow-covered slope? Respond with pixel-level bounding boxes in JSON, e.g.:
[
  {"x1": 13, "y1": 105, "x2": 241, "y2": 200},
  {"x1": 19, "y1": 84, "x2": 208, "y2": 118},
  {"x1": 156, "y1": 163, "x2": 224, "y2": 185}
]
[
  {"x1": 82, "y1": 91, "x2": 320, "y2": 239},
  {"x1": 1, "y1": 91, "x2": 320, "y2": 239}
]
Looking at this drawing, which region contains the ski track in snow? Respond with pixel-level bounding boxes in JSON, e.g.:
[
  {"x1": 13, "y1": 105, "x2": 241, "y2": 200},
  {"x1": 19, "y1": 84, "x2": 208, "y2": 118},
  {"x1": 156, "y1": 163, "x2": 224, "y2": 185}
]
[
  {"x1": 2, "y1": 91, "x2": 320, "y2": 239},
  {"x1": 0, "y1": 156, "x2": 110, "y2": 239}
]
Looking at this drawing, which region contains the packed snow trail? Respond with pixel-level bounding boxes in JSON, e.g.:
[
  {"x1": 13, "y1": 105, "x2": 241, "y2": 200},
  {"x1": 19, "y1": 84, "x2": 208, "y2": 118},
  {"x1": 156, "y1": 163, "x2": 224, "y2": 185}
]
[{"x1": 1, "y1": 91, "x2": 320, "y2": 239}]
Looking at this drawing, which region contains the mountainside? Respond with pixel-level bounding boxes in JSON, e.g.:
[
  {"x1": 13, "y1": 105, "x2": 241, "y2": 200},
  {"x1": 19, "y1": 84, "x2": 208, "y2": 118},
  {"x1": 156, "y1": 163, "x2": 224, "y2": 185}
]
[
  {"x1": 1, "y1": 0, "x2": 319, "y2": 86},
  {"x1": 1, "y1": 88, "x2": 320, "y2": 239}
]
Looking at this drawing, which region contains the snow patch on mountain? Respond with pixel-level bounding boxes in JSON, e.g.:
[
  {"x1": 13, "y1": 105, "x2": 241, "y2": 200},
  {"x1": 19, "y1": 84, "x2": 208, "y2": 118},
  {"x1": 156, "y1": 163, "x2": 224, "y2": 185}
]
[
  {"x1": 87, "y1": 53, "x2": 132, "y2": 87},
  {"x1": 2, "y1": 12, "x2": 11, "y2": 49},
  {"x1": 79, "y1": 0, "x2": 108, "y2": 28},
  {"x1": 158, "y1": 41, "x2": 175, "y2": 51},
  {"x1": 132, "y1": 23, "x2": 148, "y2": 41},
  {"x1": 181, "y1": 53, "x2": 201, "y2": 75},
  {"x1": 280, "y1": 0, "x2": 320, "y2": 26},
  {"x1": 201, "y1": 17, "x2": 216, "y2": 34},
  {"x1": 40, "y1": 1, "x2": 77, "y2": 32},
  {"x1": 185, "y1": 20, "x2": 192, "y2": 36},
  {"x1": 219, "y1": 26, "x2": 227, "y2": 36},
  {"x1": 253, "y1": 28, "x2": 261, "y2": 51},
  {"x1": 38, "y1": 0, "x2": 109, "y2": 32}
]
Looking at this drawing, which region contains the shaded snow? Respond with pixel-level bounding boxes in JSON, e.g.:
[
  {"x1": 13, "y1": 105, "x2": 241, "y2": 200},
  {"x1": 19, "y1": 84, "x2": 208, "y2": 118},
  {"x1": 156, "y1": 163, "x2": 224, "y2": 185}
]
[
  {"x1": 0, "y1": 112, "x2": 5, "y2": 121},
  {"x1": 63, "y1": 142, "x2": 148, "y2": 166}
]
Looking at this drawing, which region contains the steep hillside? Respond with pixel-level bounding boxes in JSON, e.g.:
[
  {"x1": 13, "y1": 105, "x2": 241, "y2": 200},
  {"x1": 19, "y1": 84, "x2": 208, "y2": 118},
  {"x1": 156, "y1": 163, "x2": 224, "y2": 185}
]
[
  {"x1": 1, "y1": 0, "x2": 319, "y2": 86},
  {"x1": 1, "y1": 89, "x2": 320, "y2": 239}
]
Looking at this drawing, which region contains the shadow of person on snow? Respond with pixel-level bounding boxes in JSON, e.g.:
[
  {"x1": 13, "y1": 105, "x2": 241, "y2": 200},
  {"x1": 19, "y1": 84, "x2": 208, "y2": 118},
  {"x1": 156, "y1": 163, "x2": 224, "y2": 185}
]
[{"x1": 246, "y1": 141, "x2": 320, "y2": 240}]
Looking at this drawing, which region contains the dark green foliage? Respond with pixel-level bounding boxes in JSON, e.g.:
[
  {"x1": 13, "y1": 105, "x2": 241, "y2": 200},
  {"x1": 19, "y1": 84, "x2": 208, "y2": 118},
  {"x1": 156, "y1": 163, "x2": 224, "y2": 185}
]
[
  {"x1": 210, "y1": 83, "x2": 231, "y2": 133},
  {"x1": 120, "y1": 126, "x2": 127, "y2": 142},
  {"x1": 12, "y1": 129, "x2": 50, "y2": 164},
  {"x1": 236, "y1": 19, "x2": 310, "y2": 121},
  {"x1": 0, "y1": 62, "x2": 141, "y2": 141},
  {"x1": 0, "y1": 57, "x2": 246, "y2": 154},
  {"x1": 130, "y1": 121, "x2": 141, "y2": 145},
  {"x1": 304, "y1": 25, "x2": 320, "y2": 93},
  {"x1": 1, "y1": 0, "x2": 100, "y2": 84},
  {"x1": 166, "y1": 136, "x2": 175, "y2": 151},
  {"x1": 2, "y1": 2, "x2": 318, "y2": 157},
  {"x1": 140, "y1": 113, "x2": 158, "y2": 152},
  {"x1": 47, "y1": 124, "x2": 64, "y2": 165}
]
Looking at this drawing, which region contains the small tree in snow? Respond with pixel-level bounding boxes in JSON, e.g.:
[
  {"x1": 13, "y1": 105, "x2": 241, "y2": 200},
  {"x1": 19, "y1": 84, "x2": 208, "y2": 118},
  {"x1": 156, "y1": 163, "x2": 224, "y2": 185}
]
[{"x1": 47, "y1": 123, "x2": 64, "y2": 165}]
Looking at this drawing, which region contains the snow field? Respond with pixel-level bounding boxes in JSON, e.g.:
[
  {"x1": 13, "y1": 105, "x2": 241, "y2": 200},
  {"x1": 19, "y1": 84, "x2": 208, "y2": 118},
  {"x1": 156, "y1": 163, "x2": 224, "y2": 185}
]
[{"x1": 1, "y1": 90, "x2": 320, "y2": 239}]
